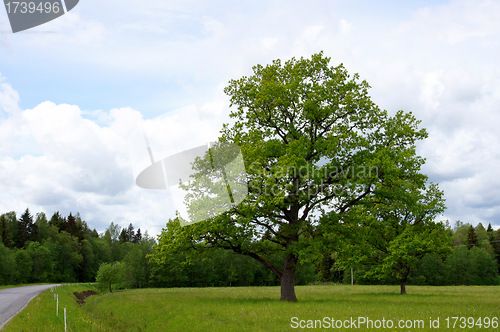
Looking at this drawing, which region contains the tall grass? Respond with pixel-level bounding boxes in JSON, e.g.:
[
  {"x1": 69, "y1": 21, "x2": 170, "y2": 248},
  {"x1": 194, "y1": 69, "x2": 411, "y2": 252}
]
[{"x1": 4, "y1": 284, "x2": 500, "y2": 331}]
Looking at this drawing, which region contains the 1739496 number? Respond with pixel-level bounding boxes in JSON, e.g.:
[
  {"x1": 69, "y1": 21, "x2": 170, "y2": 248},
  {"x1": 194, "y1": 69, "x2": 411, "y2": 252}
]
[
  {"x1": 445, "y1": 317, "x2": 498, "y2": 329},
  {"x1": 5, "y1": 1, "x2": 61, "y2": 14}
]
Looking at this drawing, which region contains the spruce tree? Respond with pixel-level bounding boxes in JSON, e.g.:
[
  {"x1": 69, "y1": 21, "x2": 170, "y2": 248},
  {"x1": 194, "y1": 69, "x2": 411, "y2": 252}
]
[
  {"x1": 487, "y1": 223, "x2": 494, "y2": 243},
  {"x1": 119, "y1": 228, "x2": 129, "y2": 243},
  {"x1": 15, "y1": 208, "x2": 38, "y2": 248},
  {"x1": 134, "y1": 228, "x2": 142, "y2": 243},
  {"x1": 0, "y1": 215, "x2": 9, "y2": 246},
  {"x1": 467, "y1": 225, "x2": 478, "y2": 249}
]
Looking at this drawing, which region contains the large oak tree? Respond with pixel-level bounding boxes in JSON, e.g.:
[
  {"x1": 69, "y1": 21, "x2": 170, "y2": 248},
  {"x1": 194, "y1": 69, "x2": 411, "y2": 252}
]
[{"x1": 154, "y1": 52, "x2": 431, "y2": 301}]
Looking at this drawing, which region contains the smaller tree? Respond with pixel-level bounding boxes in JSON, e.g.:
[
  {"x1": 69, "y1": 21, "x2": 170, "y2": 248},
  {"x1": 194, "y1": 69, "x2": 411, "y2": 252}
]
[
  {"x1": 380, "y1": 223, "x2": 450, "y2": 294},
  {"x1": 334, "y1": 182, "x2": 450, "y2": 294},
  {"x1": 96, "y1": 262, "x2": 126, "y2": 292}
]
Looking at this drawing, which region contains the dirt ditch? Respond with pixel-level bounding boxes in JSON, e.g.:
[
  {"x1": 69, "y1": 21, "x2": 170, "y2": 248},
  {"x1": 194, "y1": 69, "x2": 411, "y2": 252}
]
[{"x1": 74, "y1": 290, "x2": 98, "y2": 305}]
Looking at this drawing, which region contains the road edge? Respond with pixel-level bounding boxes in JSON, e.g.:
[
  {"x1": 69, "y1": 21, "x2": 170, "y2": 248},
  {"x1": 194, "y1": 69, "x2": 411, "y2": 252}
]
[{"x1": 0, "y1": 284, "x2": 62, "y2": 331}]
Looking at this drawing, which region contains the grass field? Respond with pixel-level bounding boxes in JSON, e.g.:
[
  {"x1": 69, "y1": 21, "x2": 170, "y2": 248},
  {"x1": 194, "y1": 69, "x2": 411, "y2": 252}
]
[{"x1": 4, "y1": 284, "x2": 500, "y2": 331}]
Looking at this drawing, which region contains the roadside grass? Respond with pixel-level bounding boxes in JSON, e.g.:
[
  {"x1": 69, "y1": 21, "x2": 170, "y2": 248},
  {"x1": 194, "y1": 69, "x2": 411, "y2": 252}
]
[
  {"x1": 4, "y1": 284, "x2": 500, "y2": 331},
  {"x1": 3, "y1": 283, "x2": 104, "y2": 331}
]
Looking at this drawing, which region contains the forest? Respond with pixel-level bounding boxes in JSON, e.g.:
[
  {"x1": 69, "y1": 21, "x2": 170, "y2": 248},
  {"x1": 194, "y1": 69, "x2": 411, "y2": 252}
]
[{"x1": 1, "y1": 208, "x2": 499, "y2": 289}]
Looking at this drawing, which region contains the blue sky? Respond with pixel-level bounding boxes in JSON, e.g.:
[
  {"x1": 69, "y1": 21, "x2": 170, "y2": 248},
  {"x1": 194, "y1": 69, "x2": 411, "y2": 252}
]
[{"x1": 1, "y1": 0, "x2": 500, "y2": 235}]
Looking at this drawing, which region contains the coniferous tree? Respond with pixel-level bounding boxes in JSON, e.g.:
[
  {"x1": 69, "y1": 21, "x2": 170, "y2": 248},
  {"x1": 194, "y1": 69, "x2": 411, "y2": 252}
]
[
  {"x1": 467, "y1": 225, "x2": 479, "y2": 249},
  {"x1": 0, "y1": 214, "x2": 10, "y2": 246},
  {"x1": 49, "y1": 211, "x2": 65, "y2": 231},
  {"x1": 475, "y1": 223, "x2": 495, "y2": 257},
  {"x1": 1, "y1": 212, "x2": 16, "y2": 248},
  {"x1": 119, "y1": 228, "x2": 129, "y2": 243},
  {"x1": 126, "y1": 223, "x2": 135, "y2": 242},
  {"x1": 487, "y1": 223, "x2": 495, "y2": 243},
  {"x1": 66, "y1": 213, "x2": 77, "y2": 236},
  {"x1": 15, "y1": 208, "x2": 38, "y2": 248},
  {"x1": 133, "y1": 228, "x2": 142, "y2": 243}
]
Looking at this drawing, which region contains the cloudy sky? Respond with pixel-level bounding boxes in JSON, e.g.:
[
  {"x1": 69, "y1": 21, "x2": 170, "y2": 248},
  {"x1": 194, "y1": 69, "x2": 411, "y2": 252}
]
[{"x1": 1, "y1": 0, "x2": 499, "y2": 235}]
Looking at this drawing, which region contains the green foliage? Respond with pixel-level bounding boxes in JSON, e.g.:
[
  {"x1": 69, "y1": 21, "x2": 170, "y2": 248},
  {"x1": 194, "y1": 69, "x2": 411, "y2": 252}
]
[
  {"x1": 445, "y1": 246, "x2": 499, "y2": 285},
  {"x1": 467, "y1": 225, "x2": 479, "y2": 249},
  {"x1": 0, "y1": 214, "x2": 10, "y2": 246},
  {"x1": 13, "y1": 249, "x2": 32, "y2": 283},
  {"x1": 122, "y1": 243, "x2": 150, "y2": 288},
  {"x1": 26, "y1": 242, "x2": 52, "y2": 282},
  {"x1": 0, "y1": 209, "x2": 154, "y2": 287},
  {"x1": 411, "y1": 253, "x2": 447, "y2": 286},
  {"x1": 154, "y1": 52, "x2": 431, "y2": 301},
  {"x1": 333, "y1": 180, "x2": 450, "y2": 293},
  {"x1": 495, "y1": 229, "x2": 500, "y2": 271},
  {"x1": 0, "y1": 242, "x2": 15, "y2": 284},
  {"x1": 14, "y1": 208, "x2": 38, "y2": 248},
  {"x1": 96, "y1": 262, "x2": 126, "y2": 292}
]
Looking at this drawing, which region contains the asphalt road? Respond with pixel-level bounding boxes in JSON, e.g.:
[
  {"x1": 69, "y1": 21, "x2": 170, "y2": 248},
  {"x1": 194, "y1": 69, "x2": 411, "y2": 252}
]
[{"x1": 0, "y1": 284, "x2": 61, "y2": 330}]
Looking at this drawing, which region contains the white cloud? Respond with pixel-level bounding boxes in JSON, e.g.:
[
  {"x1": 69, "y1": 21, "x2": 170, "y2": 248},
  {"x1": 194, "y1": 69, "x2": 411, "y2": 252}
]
[
  {"x1": 420, "y1": 71, "x2": 445, "y2": 110},
  {"x1": 0, "y1": 75, "x2": 20, "y2": 115},
  {"x1": 0, "y1": 80, "x2": 229, "y2": 233}
]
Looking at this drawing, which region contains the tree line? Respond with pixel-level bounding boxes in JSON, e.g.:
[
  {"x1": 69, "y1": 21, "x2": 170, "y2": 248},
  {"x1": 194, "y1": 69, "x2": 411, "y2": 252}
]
[
  {"x1": 1, "y1": 207, "x2": 498, "y2": 290},
  {"x1": 330, "y1": 221, "x2": 500, "y2": 286},
  {"x1": 147, "y1": 218, "x2": 500, "y2": 291},
  {"x1": 0, "y1": 208, "x2": 153, "y2": 287}
]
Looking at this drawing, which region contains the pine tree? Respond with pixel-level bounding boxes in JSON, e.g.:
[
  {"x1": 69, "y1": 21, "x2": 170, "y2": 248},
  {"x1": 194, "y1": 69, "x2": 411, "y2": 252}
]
[
  {"x1": 126, "y1": 223, "x2": 135, "y2": 242},
  {"x1": 119, "y1": 228, "x2": 129, "y2": 243},
  {"x1": 15, "y1": 208, "x2": 38, "y2": 248},
  {"x1": 0, "y1": 214, "x2": 9, "y2": 246},
  {"x1": 133, "y1": 228, "x2": 142, "y2": 243},
  {"x1": 467, "y1": 225, "x2": 478, "y2": 249},
  {"x1": 49, "y1": 211, "x2": 65, "y2": 231},
  {"x1": 487, "y1": 223, "x2": 495, "y2": 243},
  {"x1": 66, "y1": 213, "x2": 77, "y2": 236}
]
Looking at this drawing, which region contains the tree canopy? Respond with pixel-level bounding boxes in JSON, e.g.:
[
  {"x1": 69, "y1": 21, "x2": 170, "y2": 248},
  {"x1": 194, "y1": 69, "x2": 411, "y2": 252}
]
[{"x1": 153, "y1": 52, "x2": 439, "y2": 301}]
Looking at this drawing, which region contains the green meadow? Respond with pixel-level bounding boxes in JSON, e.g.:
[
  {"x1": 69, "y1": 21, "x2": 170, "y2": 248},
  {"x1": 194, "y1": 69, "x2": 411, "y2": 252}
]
[{"x1": 4, "y1": 284, "x2": 500, "y2": 331}]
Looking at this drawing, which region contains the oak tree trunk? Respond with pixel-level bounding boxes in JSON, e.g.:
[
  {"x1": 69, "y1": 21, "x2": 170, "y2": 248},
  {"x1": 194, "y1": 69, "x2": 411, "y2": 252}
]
[
  {"x1": 400, "y1": 280, "x2": 406, "y2": 295},
  {"x1": 280, "y1": 254, "x2": 298, "y2": 302}
]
